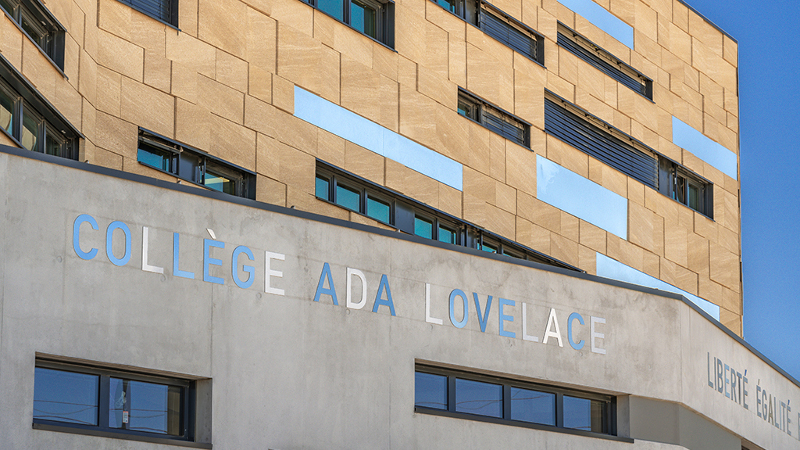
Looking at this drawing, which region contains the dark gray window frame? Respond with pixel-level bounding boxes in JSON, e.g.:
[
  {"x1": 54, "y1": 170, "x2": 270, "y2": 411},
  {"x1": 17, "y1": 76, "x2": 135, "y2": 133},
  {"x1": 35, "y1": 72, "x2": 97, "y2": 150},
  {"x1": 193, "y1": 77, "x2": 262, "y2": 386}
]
[
  {"x1": 0, "y1": 0, "x2": 66, "y2": 70},
  {"x1": 458, "y1": 88, "x2": 531, "y2": 148},
  {"x1": 301, "y1": 0, "x2": 395, "y2": 48}
]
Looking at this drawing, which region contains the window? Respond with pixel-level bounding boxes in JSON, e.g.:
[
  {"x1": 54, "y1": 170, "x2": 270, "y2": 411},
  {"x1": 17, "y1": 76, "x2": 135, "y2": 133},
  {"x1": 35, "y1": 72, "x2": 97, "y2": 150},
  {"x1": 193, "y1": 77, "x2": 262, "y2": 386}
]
[
  {"x1": 429, "y1": 0, "x2": 543, "y2": 64},
  {"x1": 557, "y1": 22, "x2": 652, "y2": 99},
  {"x1": 0, "y1": 56, "x2": 79, "y2": 159},
  {"x1": 315, "y1": 161, "x2": 582, "y2": 271},
  {"x1": 116, "y1": 0, "x2": 178, "y2": 27},
  {"x1": 33, "y1": 359, "x2": 196, "y2": 443},
  {"x1": 544, "y1": 91, "x2": 713, "y2": 218},
  {"x1": 458, "y1": 89, "x2": 530, "y2": 147},
  {"x1": 138, "y1": 129, "x2": 256, "y2": 199},
  {"x1": 303, "y1": 0, "x2": 394, "y2": 47},
  {"x1": 415, "y1": 365, "x2": 616, "y2": 437},
  {"x1": 0, "y1": 0, "x2": 65, "y2": 69}
]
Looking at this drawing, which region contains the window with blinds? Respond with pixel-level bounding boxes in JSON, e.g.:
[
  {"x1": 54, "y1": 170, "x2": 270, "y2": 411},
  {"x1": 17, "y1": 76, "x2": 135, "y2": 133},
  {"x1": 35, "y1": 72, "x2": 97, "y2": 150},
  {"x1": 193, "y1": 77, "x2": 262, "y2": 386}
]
[
  {"x1": 557, "y1": 22, "x2": 652, "y2": 99},
  {"x1": 117, "y1": 0, "x2": 178, "y2": 27},
  {"x1": 480, "y1": 6, "x2": 544, "y2": 64},
  {"x1": 458, "y1": 89, "x2": 530, "y2": 147}
]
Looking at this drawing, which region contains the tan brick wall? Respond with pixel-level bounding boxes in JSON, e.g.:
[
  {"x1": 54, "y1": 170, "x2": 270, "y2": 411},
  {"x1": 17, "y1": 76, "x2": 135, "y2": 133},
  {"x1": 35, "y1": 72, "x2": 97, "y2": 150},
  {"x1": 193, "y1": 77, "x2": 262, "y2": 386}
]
[{"x1": 8, "y1": 0, "x2": 741, "y2": 332}]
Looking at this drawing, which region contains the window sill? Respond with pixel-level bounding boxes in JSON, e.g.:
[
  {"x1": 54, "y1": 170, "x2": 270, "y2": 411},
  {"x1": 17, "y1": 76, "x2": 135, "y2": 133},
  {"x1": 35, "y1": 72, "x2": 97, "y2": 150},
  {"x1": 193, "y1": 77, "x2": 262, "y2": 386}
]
[{"x1": 33, "y1": 422, "x2": 212, "y2": 449}]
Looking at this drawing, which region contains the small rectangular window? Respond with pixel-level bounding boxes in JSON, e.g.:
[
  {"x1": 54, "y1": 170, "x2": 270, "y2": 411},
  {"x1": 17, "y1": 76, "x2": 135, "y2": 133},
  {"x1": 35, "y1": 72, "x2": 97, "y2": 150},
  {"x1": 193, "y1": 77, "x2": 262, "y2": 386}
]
[
  {"x1": 366, "y1": 195, "x2": 391, "y2": 223},
  {"x1": 302, "y1": 0, "x2": 394, "y2": 47},
  {"x1": 414, "y1": 372, "x2": 448, "y2": 410},
  {"x1": 563, "y1": 395, "x2": 607, "y2": 433},
  {"x1": 414, "y1": 216, "x2": 433, "y2": 239},
  {"x1": 438, "y1": 225, "x2": 457, "y2": 244},
  {"x1": 335, "y1": 183, "x2": 361, "y2": 211},
  {"x1": 34, "y1": 367, "x2": 100, "y2": 425},
  {"x1": 116, "y1": 0, "x2": 178, "y2": 27},
  {"x1": 315, "y1": 175, "x2": 331, "y2": 200},
  {"x1": 510, "y1": 387, "x2": 556, "y2": 426},
  {"x1": 0, "y1": 0, "x2": 65, "y2": 69},
  {"x1": 455, "y1": 378, "x2": 503, "y2": 418},
  {"x1": 458, "y1": 89, "x2": 530, "y2": 147}
]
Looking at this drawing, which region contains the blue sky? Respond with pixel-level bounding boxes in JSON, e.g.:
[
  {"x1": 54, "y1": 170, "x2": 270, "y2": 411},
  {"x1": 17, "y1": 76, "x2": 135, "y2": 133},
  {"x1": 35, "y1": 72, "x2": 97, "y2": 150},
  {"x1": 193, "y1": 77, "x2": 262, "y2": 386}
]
[{"x1": 683, "y1": 0, "x2": 800, "y2": 380}]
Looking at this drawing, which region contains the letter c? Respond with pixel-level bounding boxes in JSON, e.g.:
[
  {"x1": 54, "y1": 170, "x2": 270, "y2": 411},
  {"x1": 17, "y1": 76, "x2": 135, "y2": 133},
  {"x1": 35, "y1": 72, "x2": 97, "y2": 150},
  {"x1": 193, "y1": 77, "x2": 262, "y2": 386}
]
[
  {"x1": 568, "y1": 312, "x2": 585, "y2": 350},
  {"x1": 73, "y1": 214, "x2": 98, "y2": 260}
]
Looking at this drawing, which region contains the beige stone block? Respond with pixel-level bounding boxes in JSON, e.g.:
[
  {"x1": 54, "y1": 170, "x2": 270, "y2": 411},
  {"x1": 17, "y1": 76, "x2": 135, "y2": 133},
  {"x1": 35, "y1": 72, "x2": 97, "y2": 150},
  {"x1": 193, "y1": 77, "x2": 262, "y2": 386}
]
[
  {"x1": 660, "y1": 257, "x2": 697, "y2": 294},
  {"x1": 332, "y1": 22, "x2": 374, "y2": 70},
  {"x1": 180, "y1": 0, "x2": 199, "y2": 36},
  {"x1": 208, "y1": 114, "x2": 257, "y2": 170},
  {"x1": 576, "y1": 89, "x2": 614, "y2": 124},
  {"x1": 723, "y1": 87, "x2": 738, "y2": 115},
  {"x1": 92, "y1": 146, "x2": 124, "y2": 170},
  {"x1": 54, "y1": 81, "x2": 83, "y2": 131},
  {"x1": 466, "y1": 43, "x2": 514, "y2": 113},
  {"x1": 709, "y1": 242, "x2": 739, "y2": 292},
  {"x1": 609, "y1": 0, "x2": 634, "y2": 25},
  {"x1": 634, "y1": 30, "x2": 661, "y2": 67},
  {"x1": 63, "y1": 34, "x2": 81, "y2": 89},
  {"x1": 672, "y1": 99, "x2": 702, "y2": 133},
  {"x1": 317, "y1": 129, "x2": 346, "y2": 167},
  {"x1": 547, "y1": 74, "x2": 575, "y2": 103},
  {"x1": 550, "y1": 234, "x2": 579, "y2": 267},
  {"x1": 688, "y1": 9, "x2": 723, "y2": 57},
  {"x1": 576, "y1": 61, "x2": 605, "y2": 102},
  {"x1": 634, "y1": 0, "x2": 657, "y2": 41},
  {"x1": 722, "y1": 189, "x2": 739, "y2": 233},
  {"x1": 244, "y1": 95, "x2": 278, "y2": 137},
  {"x1": 514, "y1": 59, "x2": 546, "y2": 129},
  {"x1": 531, "y1": 196, "x2": 563, "y2": 234},
  {"x1": 578, "y1": 244, "x2": 596, "y2": 275},
  {"x1": 95, "y1": 111, "x2": 137, "y2": 159},
  {"x1": 723, "y1": 35, "x2": 737, "y2": 66},
  {"x1": 345, "y1": 141, "x2": 385, "y2": 184},
  {"x1": 198, "y1": 0, "x2": 247, "y2": 58},
  {"x1": 130, "y1": 10, "x2": 167, "y2": 56},
  {"x1": 144, "y1": 51, "x2": 171, "y2": 93},
  {"x1": 439, "y1": 183, "x2": 462, "y2": 217},
  {"x1": 726, "y1": 112, "x2": 738, "y2": 134},
  {"x1": 698, "y1": 276, "x2": 722, "y2": 306},
  {"x1": 505, "y1": 141, "x2": 536, "y2": 196},
  {"x1": 96, "y1": 66, "x2": 122, "y2": 116},
  {"x1": 495, "y1": 182, "x2": 516, "y2": 214},
  {"x1": 273, "y1": 111, "x2": 318, "y2": 154},
  {"x1": 718, "y1": 225, "x2": 739, "y2": 256},
  {"x1": 246, "y1": 7, "x2": 277, "y2": 73},
  {"x1": 664, "y1": 221, "x2": 688, "y2": 267},
  {"x1": 374, "y1": 44, "x2": 399, "y2": 82},
  {"x1": 81, "y1": 98, "x2": 97, "y2": 142},
  {"x1": 79, "y1": 50, "x2": 98, "y2": 107},
  {"x1": 166, "y1": 32, "x2": 216, "y2": 78},
  {"x1": 617, "y1": 86, "x2": 658, "y2": 134},
  {"x1": 257, "y1": 134, "x2": 315, "y2": 194},
  {"x1": 277, "y1": 23, "x2": 340, "y2": 103},
  {"x1": 97, "y1": 0, "x2": 131, "y2": 40},
  {"x1": 640, "y1": 251, "x2": 658, "y2": 278},
  {"x1": 21, "y1": 40, "x2": 57, "y2": 100},
  {"x1": 516, "y1": 217, "x2": 551, "y2": 255},
  {"x1": 628, "y1": 201, "x2": 658, "y2": 252},
  {"x1": 435, "y1": 100, "x2": 471, "y2": 162},
  {"x1": 398, "y1": 85, "x2": 437, "y2": 151},
  {"x1": 627, "y1": 177, "x2": 645, "y2": 206},
  {"x1": 171, "y1": 61, "x2": 198, "y2": 104},
  {"x1": 579, "y1": 219, "x2": 606, "y2": 253},
  {"x1": 722, "y1": 287, "x2": 741, "y2": 315},
  {"x1": 216, "y1": 49, "x2": 248, "y2": 93},
  {"x1": 720, "y1": 309, "x2": 741, "y2": 336},
  {"x1": 672, "y1": 0, "x2": 688, "y2": 31},
  {"x1": 607, "y1": 234, "x2": 644, "y2": 271},
  {"x1": 545, "y1": 135, "x2": 588, "y2": 178},
  {"x1": 256, "y1": 175, "x2": 287, "y2": 207},
  {"x1": 386, "y1": 158, "x2": 440, "y2": 208},
  {"x1": 97, "y1": 29, "x2": 144, "y2": 81},
  {"x1": 558, "y1": 46, "x2": 579, "y2": 85},
  {"x1": 561, "y1": 212, "x2": 579, "y2": 242},
  {"x1": 397, "y1": 55, "x2": 417, "y2": 89},
  {"x1": 418, "y1": 66, "x2": 456, "y2": 108},
  {"x1": 248, "y1": 65, "x2": 273, "y2": 104},
  {"x1": 197, "y1": 75, "x2": 244, "y2": 123},
  {"x1": 464, "y1": 166, "x2": 496, "y2": 204},
  {"x1": 175, "y1": 99, "x2": 212, "y2": 151},
  {"x1": 120, "y1": 77, "x2": 174, "y2": 138},
  {"x1": 272, "y1": 75, "x2": 294, "y2": 114},
  {"x1": 394, "y1": 4, "x2": 426, "y2": 64}
]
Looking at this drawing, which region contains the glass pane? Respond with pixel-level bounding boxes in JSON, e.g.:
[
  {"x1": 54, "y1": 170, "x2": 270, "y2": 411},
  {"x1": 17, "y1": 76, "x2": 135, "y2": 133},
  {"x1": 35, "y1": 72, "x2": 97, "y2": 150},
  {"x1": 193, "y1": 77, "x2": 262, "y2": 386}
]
[
  {"x1": 0, "y1": 0, "x2": 14, "y2": 16},
  {"x1": 45, "y1": 129, "x2": 64, "y2": 156},
  {"x1": 336, "y1": 183, "x2": 361, "y2": 211},
  {"x1": 351, "y1": 0, "x2": 377, "y2": 38},
  {"x1": 687, "y1": 183, "x2": 700, "y2": 211},
  {"x1": 455, "y1": 378, "x2": 502, "y2": 418},
  {"x1": 481, "y1": 242, "x2": 497, "y2": 253},
  {"x1": 510, "y1": 387, "x2": 555, "y2": 425},
  {"x1": 0, "y1": 89, "x2": 13, "y2": 135},
  {"x1": 414, "y1": 216, "x2": 433, "y2": 239},
  {"x1": 438, "y1": 225, "x2": 456, "y2": 244},
  {"x1": 33, "y1": 368, "x2": 99, "y2": 425},
  {"x1": 137, "y1": 144, "x2": 173, "y2": 172},
  {"x1": 414, "y1": 372, "x2": 447, "y2": 410},
  {"x1": 21, "y1": 14, "x2": 45, "y2": 47},
  {"x1": 178, "y1": 152, "x2": 201, "y2": 182},
  {"x1": 109, "y1": 377, "x2": 126, "y2": 429},
  {"x1": 563, "y1": 396, "x2": 605, "y2": 433},
  {"x1": 436, "y1": 0, "x2": 458, "y2": 13},
  {"x1": 317, "y1": 0, "x2": 344, "y2": 21},
  {"x1": 315, "y1": 175, "x2": 330, "y2": 200},
  {"x1": 21, "y1": 111, "x2": 38, "y2": 151},
  {"x1": 129, "y1": 380, "x2": 181, "y2": 435},
  {"x1": 205, "y1": 168, "x2": 237, "y2": 195},
  {"x1": 367, "y1": 196, "x2": 390, "y2": 223}
]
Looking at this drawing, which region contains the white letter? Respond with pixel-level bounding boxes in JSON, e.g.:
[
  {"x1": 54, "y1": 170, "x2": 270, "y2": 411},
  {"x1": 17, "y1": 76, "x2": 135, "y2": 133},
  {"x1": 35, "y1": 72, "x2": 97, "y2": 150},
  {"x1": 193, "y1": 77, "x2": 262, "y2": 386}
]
[
  {"x1": 141, "y1": 227, "x2": 164, "y2": 274},
  {"x1": 425, "y1": 283, "x2": 443, "y2": 325},
  {"x1": 346, "y1": 268, "x2": 367, "y2": 309},
  {"x1": 542, "y1": 308, "x2": 563, "y2": 347},
  {"x1": 591, "y1": 316, "x2": 606, "y2": 355},
  {"x1": 265, "y1": 251, "x2": 285, "y2": 295},
  {"x1": 522, "y1": 303, "x2": 539, "y2": 342}
]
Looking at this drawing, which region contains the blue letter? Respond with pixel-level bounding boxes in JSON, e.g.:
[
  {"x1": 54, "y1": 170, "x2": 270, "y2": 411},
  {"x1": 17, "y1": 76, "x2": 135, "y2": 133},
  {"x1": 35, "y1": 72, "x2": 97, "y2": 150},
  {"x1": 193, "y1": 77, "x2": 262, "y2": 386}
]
[
  {"x1": 203, "y1": 239, "x2": 225, "y2": 284},
  {"x1": 449, "y1": 289, "x2": 468, "y2": 328},
  {"x1": 173, "y1": 233, "x2": 195, "y2": 279},
  {"x1": 472, "y1": 293, "x2": 493, "y2": 332},
  {"x1": 498, "y1": 298, "x2": 515, "y2": 338},
  {"x1": 372, "y1": 274, "x2": 396, "y2": 316},
  {"x1": 73, "y1": 214, "x2": 98, "y2": 260},
  {"x1": 568, "y1": 312, "x2": 585, "y2": 350},
  {"x1": 106, "y1": 221, "x2": 131, "y2": 266},
  {"x1": 232, "y1": 245, "x2": 254, "y2": 289},
  {"x1": 313, "y1": 262, "x2": 338, "y2": 305}
]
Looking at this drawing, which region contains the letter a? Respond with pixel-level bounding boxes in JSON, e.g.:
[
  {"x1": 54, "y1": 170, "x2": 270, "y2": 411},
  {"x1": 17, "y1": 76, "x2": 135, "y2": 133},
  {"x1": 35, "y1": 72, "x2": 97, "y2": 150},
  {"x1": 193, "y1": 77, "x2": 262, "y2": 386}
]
[
  {"x1": 313, "y1": 262, "x2": 338, "y2": 305},
  {"x1": 542, "y1": 308, "x2": 564, "y2": 347}
]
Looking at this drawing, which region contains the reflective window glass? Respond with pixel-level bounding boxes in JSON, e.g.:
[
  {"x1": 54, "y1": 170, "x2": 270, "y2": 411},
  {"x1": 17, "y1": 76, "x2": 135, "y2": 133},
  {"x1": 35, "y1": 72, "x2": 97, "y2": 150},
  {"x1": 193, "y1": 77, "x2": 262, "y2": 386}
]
[
  {"x1": 563, "y1": 396, "x2": 605, "y2": 432},
  {"x1": 0, "y1": 0, "x2": 14, "y2": 15},
  {"x1": 454, "y1": 378, "x2": 502, "y2": 418},
  {"x1": 205, "y1": 168, "x2": 236, "y2": 195},
  {"x1": 21, "y1": 111, "x2": 38, "y2": 151},
  {"x1": 21, "y1": 13, "x2": 45, "y2": 47},
  {"x1": 481, "y1": 242, "x2": 497, "y2": 253},
  {"x1": 109, "y1": 378, "x2": 182, "y2": 436},
  {"x1": 33, "y1": 368, "x2": 99, "y2": 425},
  {"x1": 436, "y1": 0, "x2": 458, "y2": 13},
  {"x1": 178, "y1": 152, "x2": 201, "y2": 183},
  {"x1": 414, "y1": 372, "x2": 447, "y2": 410},
  {"x1": 0, "y1": 88, "x2": 13, "y2": 135},
  {"x1": 414, "y1": 216, "x2": 433, "y2": 239},
  {"x1": 137, "y1": 143, "x2": 173, "y2": 172},
  {"x1": 351, "y1": 0, "x2": 377, "y2": 38},
  {"x1": 367, "y1": 196, "x2": 390, "y2": 223},
  {"x1": 315, "y1": 175, "x2": 330, "y2": 200},
  {"x1": 438, "y1": 225, "x2": 456, "y2": 244},
  {"x1": 688, "y1": 183, "x2": 700, "y2": 211},
  {"x1": 317, "y1": 0, "x2": 344, "y2": 21},
  {"x1": 336, "y1": 184, "x2": 361, "y2": 211},
  {"x1": 509, "y1": 387, "x2": 555, "y2": 425},
  {"x1": 45, "y1": 128, "x2": 65, "y2": 157}
]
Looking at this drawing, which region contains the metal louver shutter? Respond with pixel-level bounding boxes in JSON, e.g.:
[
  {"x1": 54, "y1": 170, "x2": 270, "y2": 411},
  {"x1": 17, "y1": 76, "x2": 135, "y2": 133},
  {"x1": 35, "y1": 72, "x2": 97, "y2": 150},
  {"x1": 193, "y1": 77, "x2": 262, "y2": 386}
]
[
  {"x1": 483, "y1": 110, "x2": 526, "y2": 147},
  {"x1": 544, "y1": 98, "x2": 658, "y2": 188},
  {"x1": 123, "y1": 0, "x2": 175, "y2": 25},
  {"x1": 482, "y1": 12, "x2": 536, "y2": 60},
  {"x1": 557, "y1": 32, "x2": 646, "y2": 96}
]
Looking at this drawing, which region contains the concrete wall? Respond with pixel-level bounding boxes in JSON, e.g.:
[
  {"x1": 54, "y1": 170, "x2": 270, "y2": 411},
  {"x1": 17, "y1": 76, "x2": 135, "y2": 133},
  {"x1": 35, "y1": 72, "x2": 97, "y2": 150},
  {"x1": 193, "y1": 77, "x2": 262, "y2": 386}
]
[
  {"x1": 0, "y1": 0, "x2": 743, "y2": 333},
  {"x1": 0, "y1": 150, "x2": 791, "y2": 449}
]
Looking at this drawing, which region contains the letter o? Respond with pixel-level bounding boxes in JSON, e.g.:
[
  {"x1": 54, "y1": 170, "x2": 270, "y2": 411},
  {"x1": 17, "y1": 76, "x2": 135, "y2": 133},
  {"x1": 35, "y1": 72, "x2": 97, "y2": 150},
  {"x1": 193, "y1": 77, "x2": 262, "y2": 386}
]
[
  {"x1": 449, "y1": 289, "x2": 469, "y2": 328},
  {"x1": 106, "y1": 221, "x2": 132, "y2": 266}
]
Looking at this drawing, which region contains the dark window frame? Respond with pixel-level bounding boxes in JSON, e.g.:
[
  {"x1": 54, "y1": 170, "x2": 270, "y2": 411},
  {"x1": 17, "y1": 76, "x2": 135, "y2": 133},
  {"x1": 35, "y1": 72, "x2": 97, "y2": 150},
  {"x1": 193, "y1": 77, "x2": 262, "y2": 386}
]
[
  {"x1": 458, "y1": 88, "x2": 531, "y2": 148},
  {"x1": 33, "y1": 359, "x2": 196, "y2": 444},
  {"x1": 116, "y1": 0, "x2": 179, "y2": 29},
  {"x1": 557, "y1": 22, "x2": 652, "y2": 100},
  {"x1": 315, "y1": 160, "x2": 582, "y2": 271},
  {"x1": 137, "y1": 128, "x2": 256, "y2": 200},
  {"x1": 0, "y1": 55, "x2": 79, "y2": 159},
  {"x1": 302, "y1": 0, "x2": 395, "y2": 48},
  {"x1": 544, "y1": 90, "x2": 713, "y2": 218},
  {"x1": 0, "y1": 0, "x2": 66, "y2": 70},
  {"x1": 414, "y1": 364, "x2": 621, "y2": 439}
]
